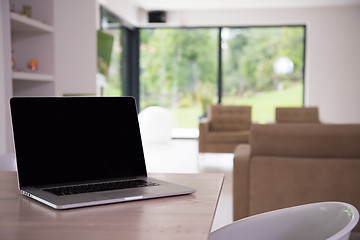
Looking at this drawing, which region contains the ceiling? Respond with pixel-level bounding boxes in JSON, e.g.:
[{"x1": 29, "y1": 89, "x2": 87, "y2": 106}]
[{"x1": 128, "y1": 0, "x2": 360, "y2": 11}]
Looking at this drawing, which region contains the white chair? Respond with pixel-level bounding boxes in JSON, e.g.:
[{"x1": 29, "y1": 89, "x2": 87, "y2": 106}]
[{"x1": 210, "y1": 202, "x2": 359, "y2": 240}]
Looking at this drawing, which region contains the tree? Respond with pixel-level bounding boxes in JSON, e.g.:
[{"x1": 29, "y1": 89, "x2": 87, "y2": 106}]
[
  {"x1": 224, "y1": 26, "x2": 304, "y2": 94},
  {"x1": 140, "y1": 28, "x2": 217, "y2": 109}
]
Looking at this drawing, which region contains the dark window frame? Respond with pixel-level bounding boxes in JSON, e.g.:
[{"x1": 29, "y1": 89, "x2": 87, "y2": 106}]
[
  {"x1": 138, "y1": 25, "x2": 306, "y2": 108},
  {"x1": 99, "y1": 7, "x2": 140, "y2": 110},
  {"x1": 99, "y1": 9, "x2": 307, "y2": 114}
]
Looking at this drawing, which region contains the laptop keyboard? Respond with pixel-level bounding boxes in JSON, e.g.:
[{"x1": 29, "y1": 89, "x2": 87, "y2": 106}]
[{"x1": 42, "y1": 179, "x2": 159, "y2": 196}]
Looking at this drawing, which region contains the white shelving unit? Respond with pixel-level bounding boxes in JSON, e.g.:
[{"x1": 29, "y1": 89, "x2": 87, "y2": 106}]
[
  {"x1": 10, "y1": 12, "x2": 53, "y2": 33},
  {"x1": 12, "y1": 71, "x2": 54, "y2": 81},
  {"x1": 9, "y1": 0, "x2": 55, "y2": 96},
  {"x1": 2, "y1": 0, "x2": 97, "y2": 153},
  {"x1": 10, "y1": 13, "x2": 54, "y2": 83}
]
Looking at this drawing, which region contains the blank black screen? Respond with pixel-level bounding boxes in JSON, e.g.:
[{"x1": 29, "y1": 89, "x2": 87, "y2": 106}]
[{"x1": 10, "y1": 97, "x2": 147, "y2": 187}]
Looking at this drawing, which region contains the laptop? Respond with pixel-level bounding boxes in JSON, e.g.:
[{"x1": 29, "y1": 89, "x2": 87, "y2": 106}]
[{"x1": 10, "y1": 96, "x2": 195, "y2": 209}]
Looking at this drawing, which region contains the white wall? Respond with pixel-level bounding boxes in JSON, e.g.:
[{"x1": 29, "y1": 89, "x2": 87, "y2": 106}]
[
  {"x1": 0, "y1": 0, "x2": 13, "y2": 154},
  {"x1": 0, "y1": 1, "x2": 7, "y2": 154},
  {"x1": 54, "y1": 0, "x2": 97, "y2": 96},
  {"x1": 99, "y1": 0, "x2": 139, "y2": 27},
  {"x1": 136, "y1": 5, "x2": 360, "y2": 123},
  {"x1": 305, "y1": 7, "x2": 360, "y2": 123}
]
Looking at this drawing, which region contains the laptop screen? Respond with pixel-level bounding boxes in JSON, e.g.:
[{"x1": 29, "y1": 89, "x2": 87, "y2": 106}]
[{"x1": 10, "y1": 97, "x2": 147, "y2": 187}]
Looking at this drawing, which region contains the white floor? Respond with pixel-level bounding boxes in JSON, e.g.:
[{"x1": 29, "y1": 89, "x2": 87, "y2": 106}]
[{"x1": 143, "y1": 139, "x2": 233, "y2": 232}]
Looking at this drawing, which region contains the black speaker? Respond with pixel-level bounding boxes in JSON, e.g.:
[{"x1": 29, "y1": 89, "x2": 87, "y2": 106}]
[{"x1": 148, "y1": 11, "x2": 166, "y2": 23}]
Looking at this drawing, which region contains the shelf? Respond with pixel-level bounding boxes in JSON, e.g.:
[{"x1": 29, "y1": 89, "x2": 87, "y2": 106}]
[
  {"x1": 12, "y1": 71, "x2": 54, "y2": 82},
  {"x1": 10, "y1": 12, "x2": 53, "y2": 33}
]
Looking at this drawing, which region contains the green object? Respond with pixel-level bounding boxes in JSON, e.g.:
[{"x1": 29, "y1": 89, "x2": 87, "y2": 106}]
[
  {"x1": 22, "y1": 5, "x2": 32, "y2": 18},
  {"x1": 97, "y1": 31, "x2": 114, "y2": 77}
]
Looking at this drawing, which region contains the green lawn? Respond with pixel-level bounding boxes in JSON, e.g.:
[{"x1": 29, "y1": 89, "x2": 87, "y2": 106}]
[{"x1": 170, "y1": 83, "x2": 303, "y2": 128}]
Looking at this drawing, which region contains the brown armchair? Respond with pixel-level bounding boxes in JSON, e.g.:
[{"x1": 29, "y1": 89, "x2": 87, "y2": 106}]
[
  {"x1": 275, "y1": 107, "x2": 320, "y2": 123},
  {"x1": 198, "y1": 104, "x2": 251, "y2": 153}
]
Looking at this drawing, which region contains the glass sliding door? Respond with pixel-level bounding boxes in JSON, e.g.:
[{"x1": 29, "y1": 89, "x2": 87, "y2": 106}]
[
  {"x1": 221, "y1": 26, "x2": 305, "y2": 123},
  {"x1": 140, "y1": 28, "x2": 218, "y2": 132},
  {"x1": 138, "y1": 26, "x2": 305, "y2": 137},
  {"x1": 100, "y1": 29, "x2": 123, "y2": 96},
  {"x1": 98, "y1": 7, "x2": 125, "y2": 97}
]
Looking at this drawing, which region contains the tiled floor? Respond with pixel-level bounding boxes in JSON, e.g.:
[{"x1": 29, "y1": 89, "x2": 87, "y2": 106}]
[{"x1": 142, "y1": 139, "x2": 233, "y2": 231}]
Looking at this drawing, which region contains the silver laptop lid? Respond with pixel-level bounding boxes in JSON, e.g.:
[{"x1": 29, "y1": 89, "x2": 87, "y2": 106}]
[{"x1": 10, "y1": 97, "x2": 147, "y2": 188}]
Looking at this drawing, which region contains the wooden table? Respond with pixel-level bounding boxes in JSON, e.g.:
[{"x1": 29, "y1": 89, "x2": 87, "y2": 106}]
[{"x1": 0, "y1": 172, "x2": 224, "y2": 240}]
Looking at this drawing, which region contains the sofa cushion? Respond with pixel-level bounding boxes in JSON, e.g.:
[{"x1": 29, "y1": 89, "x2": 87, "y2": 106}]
[
  {"x1": 205, "y1": 131, "x2": 249, "y2": 143},
  {"x1": 251, "y1": 124, "x2": 360, "y2": 158}
]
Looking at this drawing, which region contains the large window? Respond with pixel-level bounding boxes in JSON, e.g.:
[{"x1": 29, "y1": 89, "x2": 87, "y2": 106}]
[
  {"x1": 98, "y1": 9, "x2": 306, "y2": 132},
  {"x1": 222, "y1": 26, "x2": 305, "y2": 123},
  {"x1": 140, "y1": 28, "x2": 218, "y2": 129},
  {"x1": 139, "y1": 26, "x2": 305, "y2": 133}
]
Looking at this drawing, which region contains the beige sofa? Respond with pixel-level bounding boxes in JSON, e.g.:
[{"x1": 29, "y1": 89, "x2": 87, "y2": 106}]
[
  {"x1": 233, "y1": 123, "x2": 360, "y2": 231},
  {"x1": 198, "y1": 105, "x2": 251, "y2": 153}
]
